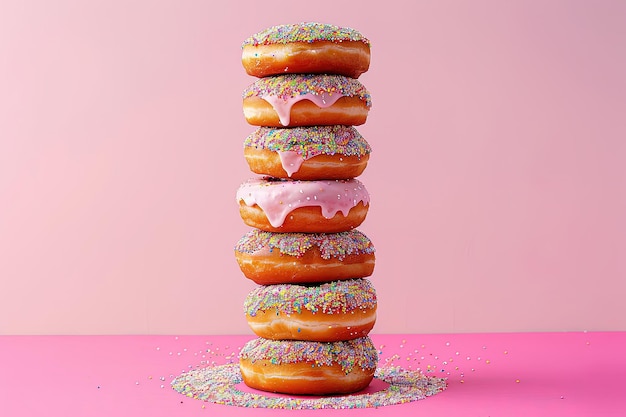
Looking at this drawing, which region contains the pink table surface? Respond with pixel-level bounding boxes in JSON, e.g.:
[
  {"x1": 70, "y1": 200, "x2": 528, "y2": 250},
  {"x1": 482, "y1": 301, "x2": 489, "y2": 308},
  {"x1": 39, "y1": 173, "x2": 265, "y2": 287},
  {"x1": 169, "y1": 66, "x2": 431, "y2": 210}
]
[{"x1": 1, "y1": 332, "x2": 624, "y2": 416}]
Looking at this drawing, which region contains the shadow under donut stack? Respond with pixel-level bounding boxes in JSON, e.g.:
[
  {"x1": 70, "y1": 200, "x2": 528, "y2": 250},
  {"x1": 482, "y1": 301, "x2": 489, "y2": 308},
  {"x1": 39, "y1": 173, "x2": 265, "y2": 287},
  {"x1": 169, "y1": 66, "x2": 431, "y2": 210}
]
[{"x1": 235, "y1": 23, "x2": 378, "y2": 396}]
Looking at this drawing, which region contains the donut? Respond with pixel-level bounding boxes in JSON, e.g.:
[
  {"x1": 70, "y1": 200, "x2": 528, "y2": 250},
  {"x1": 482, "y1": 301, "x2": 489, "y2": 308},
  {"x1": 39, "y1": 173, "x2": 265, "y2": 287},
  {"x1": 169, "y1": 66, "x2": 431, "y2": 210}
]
[
  {"x1": 244, "y1": 278, "x2": 377, "y2": 341},
  {"x1": 242, "y1": 74, "x2": 371, "y2": 127},
  {"x1": 241, "y1": 22, "x2": 371, "y2": 78},
  {"x1": 244, "y1": 126, "x2": 371, "y2": 180},
  {"x1": 236, "y1": 177, "x2": 370, "y2": 233},
  {"x1": 235, "y1": 229, "x2": 375, "y2": 285},
  {"x1": 239, "y1": 336, "x2": 378, "y2": 395}
]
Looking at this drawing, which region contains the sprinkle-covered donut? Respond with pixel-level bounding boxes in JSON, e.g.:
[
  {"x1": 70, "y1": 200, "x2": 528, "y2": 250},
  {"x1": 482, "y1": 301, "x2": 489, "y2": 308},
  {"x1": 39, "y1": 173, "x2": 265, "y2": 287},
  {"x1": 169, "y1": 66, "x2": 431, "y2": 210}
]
[
  {"x1": 244, "y1": 278, "x2": 377, "y2": 341},
  {"x1": 241, "y1": 22, "x2": 371, "y2": 78},
  {"x1": 235, "y1": 229, "x2": 375, "y2": 285},
  {"x1": 242, "y1": 74, "x2": 372, "y2": 127},
  {"x1": 236, "y1": 177, "x2": 370, "y2": 233},
  {"x1": 239, "y1": 336, "x2": 378, "y2": 395},
  {"x1": 244, "y1": 126, "x2": 371, "y2": 180}
]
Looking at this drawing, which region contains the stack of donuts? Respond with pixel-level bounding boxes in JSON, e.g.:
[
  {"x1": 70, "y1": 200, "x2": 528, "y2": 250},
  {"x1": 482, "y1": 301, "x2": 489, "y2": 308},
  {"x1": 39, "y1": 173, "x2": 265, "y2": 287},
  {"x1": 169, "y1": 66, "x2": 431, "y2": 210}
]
[{"x1": 235, "y1": 22, "x2": 378, "y2": 395}]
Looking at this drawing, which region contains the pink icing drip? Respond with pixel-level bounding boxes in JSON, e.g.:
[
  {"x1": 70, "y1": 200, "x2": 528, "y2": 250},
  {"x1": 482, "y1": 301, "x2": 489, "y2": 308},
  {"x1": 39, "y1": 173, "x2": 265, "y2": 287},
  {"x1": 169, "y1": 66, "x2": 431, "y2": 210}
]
[
  {"x1": 277, "y1": 150, "x2": 305, "y2": 177},
  {"x1": 236, "y1": 178, "x2": 370, "y2": 228},
  {"x1": 262, "y1": 92, "x2": 343, "y2": 126}
]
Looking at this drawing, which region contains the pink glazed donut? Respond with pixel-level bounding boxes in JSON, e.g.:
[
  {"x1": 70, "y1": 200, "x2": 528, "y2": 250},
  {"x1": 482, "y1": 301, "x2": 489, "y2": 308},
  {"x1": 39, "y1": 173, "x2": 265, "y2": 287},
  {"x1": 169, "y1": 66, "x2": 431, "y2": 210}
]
[
  {"x1": 242, "y1": 74, "x2": 372, "y2": 127},
  {"x1": 236, "y1": 177, "x2": 370, "y2": 233},
  {"x1": 243, "y1": 125, "x2": 371, "y2": 180}
]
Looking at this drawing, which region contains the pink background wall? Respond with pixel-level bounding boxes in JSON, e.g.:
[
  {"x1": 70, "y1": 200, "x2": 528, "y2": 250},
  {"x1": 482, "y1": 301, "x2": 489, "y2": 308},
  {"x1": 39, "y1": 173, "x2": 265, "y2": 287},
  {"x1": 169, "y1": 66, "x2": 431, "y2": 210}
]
[{"x1": 1, "y1": 0, "x2": 625, "y2": 335}]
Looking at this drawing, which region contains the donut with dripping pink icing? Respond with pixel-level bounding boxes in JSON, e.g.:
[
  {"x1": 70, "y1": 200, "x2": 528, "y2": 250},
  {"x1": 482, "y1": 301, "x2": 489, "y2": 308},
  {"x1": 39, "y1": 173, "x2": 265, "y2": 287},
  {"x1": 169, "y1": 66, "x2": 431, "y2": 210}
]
[
  {"x1": 244, "y1": 278, "x2": 377, "y2": 342},
  {"x1": 244, "y1": 126, "x2": 371, "y2": 180},
  {"x1": 235, "y1": 229, "x2": 375, "y2": 285},
  {"x1": 242, "y1": 74, "x2": 371, "y2": 127},
  {"x1": 236, "y1": 177, "x2": 370, "y2": 233},
  {"x1": 241, "y1": 22, "x2": 371, "y2": 78},
  {"x1": 239, "y1": 336, "x2": 378, "y2": 395}
]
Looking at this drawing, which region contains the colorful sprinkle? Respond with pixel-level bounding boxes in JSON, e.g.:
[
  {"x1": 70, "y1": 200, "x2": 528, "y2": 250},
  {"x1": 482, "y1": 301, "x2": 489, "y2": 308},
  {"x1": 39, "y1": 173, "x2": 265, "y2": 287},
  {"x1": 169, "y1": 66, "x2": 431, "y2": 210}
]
[
  {"x1": 171, "y1": 363, "x2": 446, "y2": 409},
  {"x1": 242, "y1": 22, "x2": 370, "y2": 47},
  {"x1": 235, "y1": 229, "x2": 375, "y2": 260},
  {"x1": 244, "y1": 279, "x2": 377, "y2": 316},
  {"x1": 243, "y1": 74, "x2": 372, "y2": 108},
  {"x1": 244, "y1": 125, "x2": 371, "y2": 160},
  {"x1": 239, "y1": 337, "x2": 378, "y2": 374}
]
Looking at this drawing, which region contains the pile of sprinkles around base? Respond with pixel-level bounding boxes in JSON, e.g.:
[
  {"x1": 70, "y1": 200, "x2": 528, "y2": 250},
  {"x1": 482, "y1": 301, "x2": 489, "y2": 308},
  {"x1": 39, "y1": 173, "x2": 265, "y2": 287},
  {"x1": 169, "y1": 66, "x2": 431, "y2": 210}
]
[{"x1": 171, "y1": 364, "x2": 447, "y2": 409}]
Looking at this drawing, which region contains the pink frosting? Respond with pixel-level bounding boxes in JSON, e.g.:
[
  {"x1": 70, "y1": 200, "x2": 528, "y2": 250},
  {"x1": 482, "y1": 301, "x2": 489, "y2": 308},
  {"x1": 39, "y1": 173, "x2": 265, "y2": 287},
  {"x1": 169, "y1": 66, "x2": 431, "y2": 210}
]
[
  {"x1": 276, "y1": 150, "x2": 305, "y2": 177},
  {"x1": 236, "y1": 178, "x2": 370, "y2": 228},
  {"x1": 262, "y1": 92, "x2": 343, "y2": 126}
]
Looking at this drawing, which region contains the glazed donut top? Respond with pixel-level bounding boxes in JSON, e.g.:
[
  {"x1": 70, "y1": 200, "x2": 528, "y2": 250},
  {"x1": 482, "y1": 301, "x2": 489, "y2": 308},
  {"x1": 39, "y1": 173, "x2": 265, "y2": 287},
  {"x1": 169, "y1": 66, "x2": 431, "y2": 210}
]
[
  {"x1": 242, "y1": 74, "x2": 372, "y2": 126},
  {"x1": 245, "y1": 126, "x2": 371, "y2": 160},
  {"x1": 242, "y1": 22, "x2": 370, "y2": 47},
  {"x1": 235, "y1": 229, "x2": 375, "y2": 261},
  {"x1": 239, "y1": 336, "x2": 378, "y2": 373},
  {"x1": 236, "y1": 177, "x2": 370, "y2": 228},
  {"x1": 244, "y1": 278, "x2": 377, "y2": 317}
]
